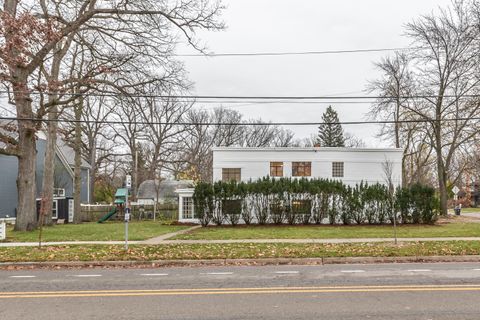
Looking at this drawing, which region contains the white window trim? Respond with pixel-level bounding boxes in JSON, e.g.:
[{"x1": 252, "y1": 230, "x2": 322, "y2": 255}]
[
  {"x1": 53, "y1": 188, "x2": 65, "y2": 197},
  {"x1": 52, "y1": 200, "x2": 58, "y2": 219}
]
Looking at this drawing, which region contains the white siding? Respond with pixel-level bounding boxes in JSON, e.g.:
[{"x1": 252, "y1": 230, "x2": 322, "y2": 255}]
[{"x1": 213, "y1": 147, "x2": 403, "y2": 186}]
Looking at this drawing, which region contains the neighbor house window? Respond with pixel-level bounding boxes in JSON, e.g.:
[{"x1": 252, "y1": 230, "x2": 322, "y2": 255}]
[
  {"x1": 52, "y1": 200, "x2": 58, "y2": 219},
  {"x1": 270, "y1": 162, "x2": 284, "y2": 177},
  {"x1": 332, "y1": 162, "x2": 344, "y2": 177},
  {"x1": 292, "y1": 162, "x2": 311, "y2": 177},
  {"x1": 222, "y1": 168, "x2": 241, "y2": 182},
  {"x1": 183, "y1": 197, "x2": 193, "y2": 219}
]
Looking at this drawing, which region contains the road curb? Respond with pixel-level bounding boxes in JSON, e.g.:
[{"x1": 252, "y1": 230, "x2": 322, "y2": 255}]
[{"x1": 2, "y1": 255, "x2": 480, "y2": 269}]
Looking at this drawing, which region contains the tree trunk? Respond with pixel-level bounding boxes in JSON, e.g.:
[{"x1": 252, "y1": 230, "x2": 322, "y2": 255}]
[
  {"x1": 434, "y1": 121, "x2": 448, "y2": 216},
  {"x1": 73, "y1": 100, "x2": 83, "y2": 223},
  {"x1": 132, "y1": 146, "x2": 138, "y2": 201},
  {"x1": 14, "y1": 95, "x2": 38, "y2": 231},
  {"x1": 40, "y1": 107, "x2": 58, "y2": 226},
  {"x1": 436, "y1": 156, "x2": 449, "y2": 216},
  {"x1": 88, "y1": 138, "x2": 96, "y2": 203}
]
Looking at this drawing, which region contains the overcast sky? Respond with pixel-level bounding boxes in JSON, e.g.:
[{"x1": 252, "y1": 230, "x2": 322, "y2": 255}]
[{"x1": 178, "y1": 0, "x2": 452, "y2": 146}]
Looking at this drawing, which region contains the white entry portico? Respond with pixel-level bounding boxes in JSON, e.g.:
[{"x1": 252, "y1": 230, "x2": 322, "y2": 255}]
[{"x1": 175, "y1": 188, "x2": 197, "y2": 222}]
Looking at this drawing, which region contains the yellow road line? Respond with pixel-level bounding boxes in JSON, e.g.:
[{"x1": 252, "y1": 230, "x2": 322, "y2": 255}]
[
  {"x1": 1, "y1": 285, "x2": 480, "y2": 299},
  {"x1": 2, "y1": 284, "x2": 480, "y2": 295}
]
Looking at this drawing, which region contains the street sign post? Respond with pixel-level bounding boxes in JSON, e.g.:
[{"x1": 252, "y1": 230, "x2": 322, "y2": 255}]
[
  {"x1": 452, "y1": 186, "x2": 460, "y2": 201},
  {"x1": 0, "y1": 222, "x2": 6, "y2": 240},
  {"x1": 124, "y1": 208, "x2": 130, "y2": 250}
]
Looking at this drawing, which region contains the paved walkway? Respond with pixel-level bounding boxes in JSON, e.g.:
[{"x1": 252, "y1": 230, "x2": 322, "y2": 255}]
[{"x1": 142, "y1": 225, "x2": 202, "y2": 244}]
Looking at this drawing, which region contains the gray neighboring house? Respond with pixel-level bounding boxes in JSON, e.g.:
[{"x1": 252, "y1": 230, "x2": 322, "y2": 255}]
[
  {"x1": 0, "y1": 131, "x2": 91, "y2": 219},
  {"x1": 136, "y1": 180, "x2": 194, "y2": 205}
]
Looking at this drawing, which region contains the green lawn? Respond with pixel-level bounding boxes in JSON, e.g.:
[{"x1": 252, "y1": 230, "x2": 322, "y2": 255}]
[
  {"x1": 3, "y1": 221, "x2": 188, "y2": 242},
  {"x1": 173, "y1": 222, "x2": 480, "y2": 240},
  {"x1": 1, "y1": 241, "x2": 480, "y2": 262}
]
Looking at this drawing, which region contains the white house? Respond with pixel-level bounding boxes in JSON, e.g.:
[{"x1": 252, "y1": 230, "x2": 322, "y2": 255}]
[
  {"x1": 212, "y1": 147, "x2": 403, "y2": 185},
  {"x1": 176, "y1": 147, "x2": 403, "y2": 222}
]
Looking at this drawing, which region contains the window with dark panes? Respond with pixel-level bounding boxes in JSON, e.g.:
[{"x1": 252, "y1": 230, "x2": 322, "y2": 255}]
[
  {"x1": 292, "y1": 162, "x2": 311, "y2": 177},
  {"x1": 222, "y1": 168, "x2": 241, "y2": 182},
  {"x1": 270, "y1": 162, "x2": 284, "y2": 177},
  {"x1": 332, "y1": 162, "x2": 344, "y2": 177},
  {"x1": 183, "y1": 197, "x2": 193, "y2": 219},
  {"x1": 52, "y1": 200, "x2": 58, "y2": 219}
]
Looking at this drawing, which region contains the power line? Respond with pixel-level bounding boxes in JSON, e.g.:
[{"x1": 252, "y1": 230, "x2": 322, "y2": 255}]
[
  {"x1": 174, "y1": 47, "x2": 412, "y2": 57},
  {"x1": 1, "y1": 116, "x2": 479, "y2": 127},
  {"x1": 1, "y1": 90, "x2": 479, "y2": 100}
]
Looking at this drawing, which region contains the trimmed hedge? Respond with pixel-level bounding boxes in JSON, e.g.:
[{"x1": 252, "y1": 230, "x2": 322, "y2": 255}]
[{"x1": 193, "y1": 177, "x2": 438, "y2": 226}]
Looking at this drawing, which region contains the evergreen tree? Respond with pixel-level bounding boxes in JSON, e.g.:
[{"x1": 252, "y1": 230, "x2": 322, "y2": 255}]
[{"x1": 317, "y1": 106, "x2": 345, "y2": 147}]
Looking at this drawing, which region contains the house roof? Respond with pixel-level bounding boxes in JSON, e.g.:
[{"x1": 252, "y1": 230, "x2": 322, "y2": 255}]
[
  {"x1": 0, "y1": 118, "x2": 91, "y2": 169},
  {"x1": 115, "y1": 188, "x2": 129, "y2": 198},
  {"x1": 56, "y1": 138, "x2": 91, "y2": 169},
  {"x1": 211, "y1": 147, "x2": 404, "y2": 153},
  {"x1": 137, "y1": 180, "x2": 194, "y2": 200}
]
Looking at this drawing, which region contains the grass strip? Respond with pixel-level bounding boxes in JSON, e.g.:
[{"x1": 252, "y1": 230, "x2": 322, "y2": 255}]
[
  {"x1": 4, "y1": 222, "x2": 187, "y2": 242},
  {"x1": 173, "y1": 223, "x2": 480, "y2": 240},
  {"x1": 1, "y1": 241, "x2": 480, "y2": 262}
]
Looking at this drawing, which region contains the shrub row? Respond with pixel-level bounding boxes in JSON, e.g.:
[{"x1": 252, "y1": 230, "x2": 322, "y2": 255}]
[{"x1": 193, "y1": 177, "x2": 438, "y2": 226}]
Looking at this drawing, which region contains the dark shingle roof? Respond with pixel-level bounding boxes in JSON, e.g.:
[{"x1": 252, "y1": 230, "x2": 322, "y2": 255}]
[{"x1": 137, "y1": 180, "x2": 193, "y2": 200}]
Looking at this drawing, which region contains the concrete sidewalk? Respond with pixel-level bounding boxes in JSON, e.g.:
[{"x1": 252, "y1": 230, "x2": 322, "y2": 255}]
[
  {"x1": 158, "y1": 237, "x2": 480, "y2": 245},
  {"x1": 2, "y1": 236, "x2": 480, "y2": 247}
]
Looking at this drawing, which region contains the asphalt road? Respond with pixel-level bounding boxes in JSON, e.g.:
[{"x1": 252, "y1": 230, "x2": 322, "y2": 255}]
[{"x1": 1, "y1": 262, "x2": 480, "y2": 320}]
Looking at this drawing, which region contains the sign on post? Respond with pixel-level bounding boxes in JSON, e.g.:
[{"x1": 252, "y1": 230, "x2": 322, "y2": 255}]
[
  {"x1": 126, "y1": 175, "x2": 132, "y2": 189},
  {"x1": 452, "y1": 186, "x2": 460, "y2": 201},
  {"x1": 124, "y1": 208, "x2": 130, "y2": 250},
  {"x1": 0, "y1": 222, "x2": 6, "y2": 240}
]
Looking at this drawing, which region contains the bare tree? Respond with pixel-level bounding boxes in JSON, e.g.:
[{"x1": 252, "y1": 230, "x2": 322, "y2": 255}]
[
  {"x1": 368, "y1": 51, "x2": 417, "y2": 186},
  {"x1": 0, "y1": 0, "x2": 224, "y2": 230},
  {"x1": 344, "y1": 132, "x2": 367, "y2": 148},
  {"x1": 404, "y1": 1, "x2": 480, "y2": 214},
  {"x1": 138, "y1": 84, "x2": 192, "y2": 181},
  {"x1": 177, "y1": 107, "x2": 299, "y2": 181},
  {"x1": 272, "y1": 128, "x2": 296, "y2": 147},
  {"x1": 370, "y1": 1, "x2": 480, "y2": 214},
  {"x1": 79, "y1": 95, "x2": 116, "y2": 203},
  {"x1": 382, "y1": 158, "x2": 398, "y2": 244}
]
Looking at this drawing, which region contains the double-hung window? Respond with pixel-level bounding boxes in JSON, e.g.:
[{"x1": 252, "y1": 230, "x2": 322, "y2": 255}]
[
  {"x1": 270, "y1": 162, "x2": 284, "y2": 177},
  {"x1": 292, "y1": 162, "x2": 311, "y2": 177},
  {"x1": 222, "y1": 168, "x2": 241, "y2": 182}
]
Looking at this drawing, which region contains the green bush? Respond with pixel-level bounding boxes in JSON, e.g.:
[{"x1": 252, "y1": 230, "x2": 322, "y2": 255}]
[
  {"x1": 395, "y1": 183, "x2": 438, "y2": 224},
  {"x1": 270, "y1": 199, "x2": 285, "y2": 224},
  {"x1": 193, "y1": 178, "x2": 438, "y2": 226},
  {"x1": 193, "y1": 182, "x2": 213, "y2": 227}
]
